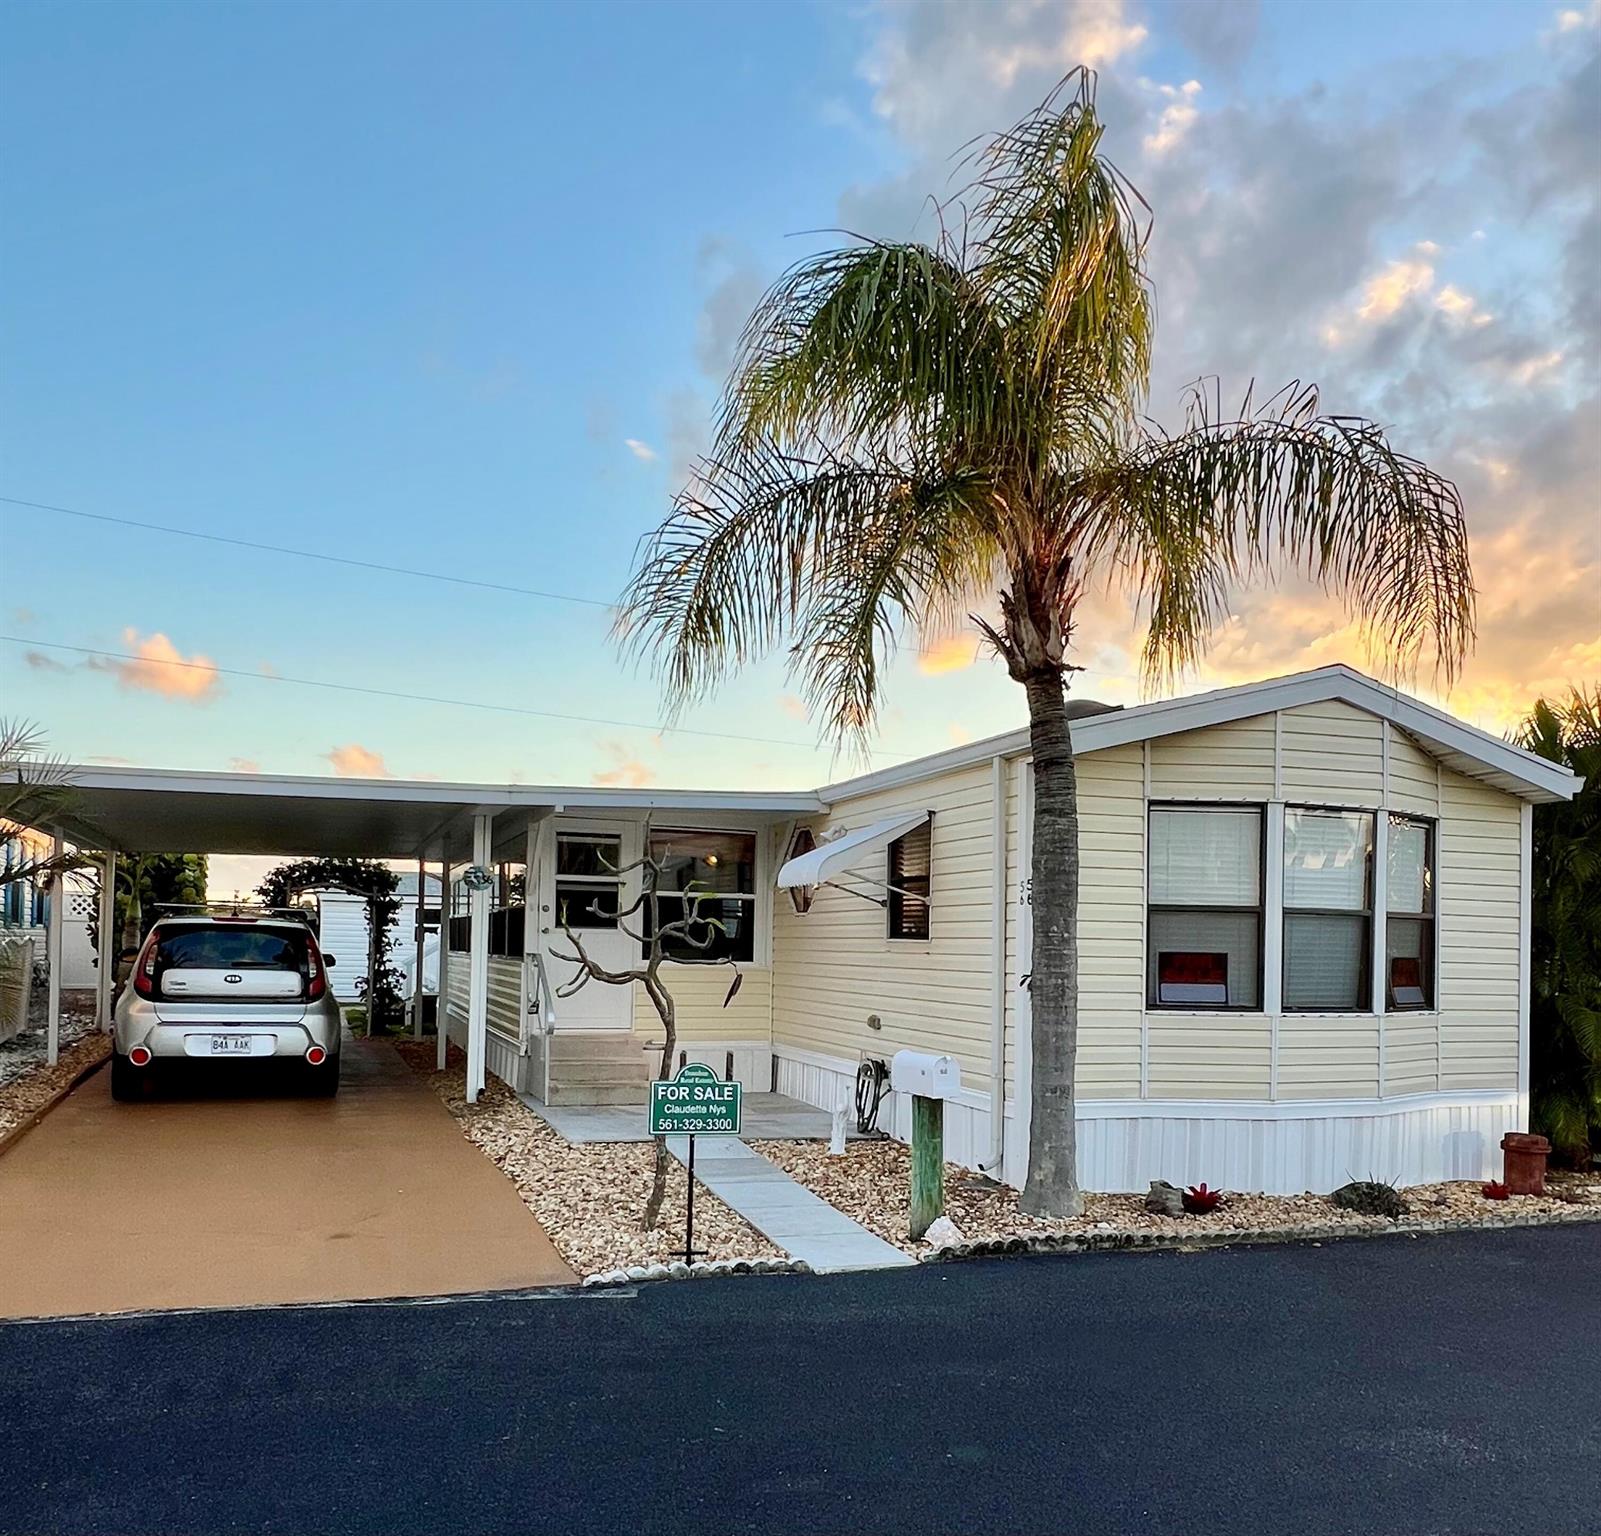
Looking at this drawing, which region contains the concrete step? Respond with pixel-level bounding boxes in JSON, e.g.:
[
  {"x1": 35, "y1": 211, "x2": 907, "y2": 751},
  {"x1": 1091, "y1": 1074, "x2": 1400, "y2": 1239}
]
[
  {"x1": 547, "y1": 1033, "x2": 644, "y2": 1065},
  {"x1": 543, "y1": 1081, "x2": 648, "y2": 1106},
  {"x1": 551, "y1": 1059, "x2": 651, "y2": 1086}
]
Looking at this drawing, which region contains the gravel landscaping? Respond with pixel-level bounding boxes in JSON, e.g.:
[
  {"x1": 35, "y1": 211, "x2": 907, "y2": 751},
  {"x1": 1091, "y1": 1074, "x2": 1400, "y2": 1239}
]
[
  {"x1": 396, "y1": 1041, "x2": 781, "y2": 1275},
  {"x1": 0, "y1": 1028, "x2": 109, "y2": 1144},
  {"x1": 752, "y1": 1136, "x2": 1601, "y2": 1255},
  {"x1": 2, "y1": 992, "x2": 98, "y2": 1092}
]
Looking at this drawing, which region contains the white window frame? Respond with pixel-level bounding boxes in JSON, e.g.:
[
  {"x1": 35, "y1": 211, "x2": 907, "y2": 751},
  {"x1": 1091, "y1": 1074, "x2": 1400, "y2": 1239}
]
[
  {"x1": 1281, "y1": 805, "x2": 1376, "y2": 1015},
  {"x1": 1145, "y1": 802, "x2": 1266, "y2": 1012}
]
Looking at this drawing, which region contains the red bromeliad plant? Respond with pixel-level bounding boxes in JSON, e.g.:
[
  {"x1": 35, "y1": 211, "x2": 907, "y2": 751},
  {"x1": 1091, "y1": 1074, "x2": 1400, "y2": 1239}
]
[
  {"x1": 1182, "y1": 1182, "x2": 1224, "y2": 1214},
  {"x1": 1482, "y1": 1181, "x2": 1511, "y2": 1200}
]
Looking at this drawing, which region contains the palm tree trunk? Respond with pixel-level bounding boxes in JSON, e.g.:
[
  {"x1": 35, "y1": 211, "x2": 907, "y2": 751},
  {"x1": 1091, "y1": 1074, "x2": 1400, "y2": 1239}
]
[{"x1": 1019, "y1": 669, "x2": 1084, "y2": 1218}]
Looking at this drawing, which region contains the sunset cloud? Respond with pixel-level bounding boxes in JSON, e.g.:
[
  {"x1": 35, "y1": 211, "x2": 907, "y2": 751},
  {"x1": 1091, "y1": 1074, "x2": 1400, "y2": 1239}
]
[
  {"x1": 624, "y1": 438, "x2": 657, "y2": 462},
  {"x1": 324, "y1": 743, "x2": 391, "y2": 778},
  {"x1": 778, "y1": 694, "x2": 809, "y2": 721},
  {"x1": 88, "y1": 629, "x2": 221, "y2": 701},
  {"x1": 592, "y1": 741, "x2": 656, "y2": 788},
  {"x1": 228, "y1": 757, "x2": 261, "y2": 774},
  {"x1": 918, "y1": 635, "x2": 979, "y2": 675}
]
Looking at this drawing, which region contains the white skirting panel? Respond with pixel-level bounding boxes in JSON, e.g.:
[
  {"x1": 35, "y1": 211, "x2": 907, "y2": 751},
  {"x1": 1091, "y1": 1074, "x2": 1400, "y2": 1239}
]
[
  {"x1": 670, "y1": 1039, "x2": 773, "y2": 1089},
  {"x1": 442, "y1": 1006, "x2": 529, "y2": 1093},
  {"x1": 774, "y1": 1046, "x2": 1519, "y2": 1194}
]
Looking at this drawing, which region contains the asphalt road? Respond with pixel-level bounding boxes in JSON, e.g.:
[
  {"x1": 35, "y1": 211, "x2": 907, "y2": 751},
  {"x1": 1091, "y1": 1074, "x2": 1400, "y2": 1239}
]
[{"x1": 3, "y1": 1226, "x2": 1596, "y2": 1535}]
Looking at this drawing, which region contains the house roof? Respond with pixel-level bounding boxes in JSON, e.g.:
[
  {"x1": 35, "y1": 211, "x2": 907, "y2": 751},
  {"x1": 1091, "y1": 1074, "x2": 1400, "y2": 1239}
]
[
  {"x1": 38, "y1": 667, "x2": 1578, "y2": 860},
  {"x1": 818, "y1": 665, "x2": 1580, "y2": 806}
]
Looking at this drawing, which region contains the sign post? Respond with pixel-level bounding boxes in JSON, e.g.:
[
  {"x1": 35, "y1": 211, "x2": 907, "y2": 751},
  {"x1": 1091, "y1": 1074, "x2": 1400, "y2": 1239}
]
[{"x1": 649, "y1": 1062, "x2": 743, "y2": 1264}]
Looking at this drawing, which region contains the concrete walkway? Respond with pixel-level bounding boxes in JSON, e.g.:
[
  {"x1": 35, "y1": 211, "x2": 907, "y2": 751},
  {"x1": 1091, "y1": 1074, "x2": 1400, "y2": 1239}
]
[
  {"x1": 667, "y1": 1136, "x2": 914, "y2": 1274},
  {"x1": 0, "y1": 1038, "x2": 574, "y2": 1319}
]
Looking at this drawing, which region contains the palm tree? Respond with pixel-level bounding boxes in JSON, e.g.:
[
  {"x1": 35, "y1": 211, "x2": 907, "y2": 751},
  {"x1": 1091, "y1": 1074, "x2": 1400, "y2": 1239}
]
[
  {"x1": 618, "y1": 72, "x2": 1474, "y2": 1216},
  {"x1": 1517, "y1": 689, "x2": 1601, "y2": 1166},
  {"x1": 0, "y1": 719, "x2": 90, "y2": 894}
]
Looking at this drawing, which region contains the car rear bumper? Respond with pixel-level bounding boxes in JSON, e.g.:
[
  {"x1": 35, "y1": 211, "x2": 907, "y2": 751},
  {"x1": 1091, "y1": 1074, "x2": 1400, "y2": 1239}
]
[{"x1": 118, "y1": 1023, "x2": 339, "y2": 1062}]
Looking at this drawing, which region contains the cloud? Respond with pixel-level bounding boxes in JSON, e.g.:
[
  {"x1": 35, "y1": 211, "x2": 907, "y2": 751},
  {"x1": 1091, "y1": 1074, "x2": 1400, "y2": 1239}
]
[
  {"x1": 592, "y1": 741, "x2": 656, "y2": 787},
  {"x1": 1355, "y1": 255, "x2": 1436, "y2": 320},
  {"x1": 624, "y1": 438, "x2": 658, "y2": 462},
  {"x1": 227, "y1": 757, "x2": 261, "y2": 774},
  {"x1": 1554, "y1": 0, "x2": 1600, "y2": 33},
  {"x1": 695, "y1": 239, "x2": 767, "y2": 381},
  {"x1": 324, "y1": 744, "x2": 391, "y2": 778},
  {"x1": 10, "y1": 607, "x2": 37, "y2": 627},
  {"x1": 918, "y1": 634, "x2": 979, "y2": 675},
  {"x1": 87, "y1": 629, "x2": 221, "y2": 701},
  {"x1": 24, "y1": 651, "x2": 67, "y2": 673},
  {"x1": 1143, "y1": 80, "x2": 1202, "y2": 156},
  {"x1": 778, "y1": 694, "x2": 809, "y2": 720},
  {"x1": 1509, "y1": 349, "x2": 1565, "y2": 384}
]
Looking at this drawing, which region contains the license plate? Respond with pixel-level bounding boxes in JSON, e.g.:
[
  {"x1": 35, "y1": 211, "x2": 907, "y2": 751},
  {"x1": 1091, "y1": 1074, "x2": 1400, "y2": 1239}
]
[{"x1": 208, "y1": 1034, "x2": 254, "y2": 1056}]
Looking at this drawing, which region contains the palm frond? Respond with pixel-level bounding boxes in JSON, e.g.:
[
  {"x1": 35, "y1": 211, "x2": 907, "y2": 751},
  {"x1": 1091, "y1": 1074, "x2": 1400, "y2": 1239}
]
[
  {"x1": 1078, "y1": 381, "x2": 1475, "y2": 686},
  {"x1": 719, "y1": 241, "x2": 1010, "y2": 462},
  {"x1": 966, "y1": 68, "x2": 1153, "y2": 406}
]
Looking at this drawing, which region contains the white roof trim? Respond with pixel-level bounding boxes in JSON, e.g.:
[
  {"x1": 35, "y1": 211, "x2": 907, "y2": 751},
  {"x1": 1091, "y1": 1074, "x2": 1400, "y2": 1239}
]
[
  {"x1": 817, "y1": 666, "x2": 1579, "y2": 807},
  {"x1": 776, "y1": 810, "x2": 930, "y2": 889}
]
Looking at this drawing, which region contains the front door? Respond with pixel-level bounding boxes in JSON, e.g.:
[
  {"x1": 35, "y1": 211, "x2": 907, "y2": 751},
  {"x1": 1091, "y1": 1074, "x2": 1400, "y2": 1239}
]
[{"x1": 544, "y1": 829, "x2": 635, "y2": 1031}]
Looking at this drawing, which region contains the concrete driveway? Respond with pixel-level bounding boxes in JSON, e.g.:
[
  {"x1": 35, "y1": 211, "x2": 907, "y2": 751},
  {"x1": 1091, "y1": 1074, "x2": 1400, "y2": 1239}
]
[{"x1": 0, "y1": 1038, "x2": 574, "y2": 1318}]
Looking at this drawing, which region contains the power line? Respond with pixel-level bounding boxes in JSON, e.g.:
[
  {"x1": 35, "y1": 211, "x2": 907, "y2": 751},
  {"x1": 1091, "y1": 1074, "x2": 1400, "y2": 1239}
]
[
  {"x1": 1, "y1": 491, "x2": 1148, "y2": 683},
  {"x1": 0, "y1": 634, "x2": 883, "y2": 755},
  {"x1": 0, "y1": 495, "x2": 615, "y2": 609}
]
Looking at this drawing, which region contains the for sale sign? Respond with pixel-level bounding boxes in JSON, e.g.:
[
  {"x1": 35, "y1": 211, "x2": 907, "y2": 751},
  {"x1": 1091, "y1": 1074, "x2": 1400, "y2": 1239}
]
[{"x1": 649, "y1": 1062, "x2": 742, "y2": 1136}]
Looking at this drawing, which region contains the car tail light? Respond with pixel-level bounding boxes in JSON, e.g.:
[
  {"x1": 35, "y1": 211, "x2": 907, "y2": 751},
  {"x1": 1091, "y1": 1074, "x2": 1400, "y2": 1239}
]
[
  {"x1": 306, "y1": 1045, "x2": 327, "y2": 1066},
  {"x1": 305, "y1": 944, "x2": 327, "y2": 1001},
  {"x1": 131, "y1": 939, "x2": 159, "y2": 998},
  {"x1": 129, "y1": 1045, "x2": 152, "y2": 1067}
]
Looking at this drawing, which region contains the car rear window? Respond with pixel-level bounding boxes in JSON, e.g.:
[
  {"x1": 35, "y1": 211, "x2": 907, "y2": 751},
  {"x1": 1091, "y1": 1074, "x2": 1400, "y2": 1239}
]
[{"x1": 155, "y1": 926, "x2": 310, "y2": 971}]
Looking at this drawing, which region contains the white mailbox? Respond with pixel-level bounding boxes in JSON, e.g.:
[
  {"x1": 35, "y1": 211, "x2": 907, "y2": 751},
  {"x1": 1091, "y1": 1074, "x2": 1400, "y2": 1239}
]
[{"x1": 890, "y1": 1049, "x2": 961, "y2": 1100}]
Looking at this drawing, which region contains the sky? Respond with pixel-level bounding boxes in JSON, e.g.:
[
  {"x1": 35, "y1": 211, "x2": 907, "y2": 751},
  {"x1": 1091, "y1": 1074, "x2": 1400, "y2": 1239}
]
[{"x1": 3, "y1": 0, "x2": 1598, "y2": 886}]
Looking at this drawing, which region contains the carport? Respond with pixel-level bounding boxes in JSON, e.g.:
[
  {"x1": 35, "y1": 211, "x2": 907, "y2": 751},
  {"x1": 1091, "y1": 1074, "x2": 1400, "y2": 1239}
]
[{"x1": 40, "y1": 763, "x2": 819, "y2": 1101}]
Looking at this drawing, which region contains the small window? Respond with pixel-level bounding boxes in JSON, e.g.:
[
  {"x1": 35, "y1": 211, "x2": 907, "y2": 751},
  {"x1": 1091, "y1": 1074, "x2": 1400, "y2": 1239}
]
[
  {"x1": 1283, "y1": 808, "x2": 1374, "y2": 1012},
  {"x1": 555, "y1": 834, "x2": 622, "y2": 933},
  {"x1": 887, "y1": 821, "x2": 932, "y2": 941},
  {"x1": 644, "y1": 829, "x2": 757, "y2": 962},
  {"x1": 1146, "y1": 805, "x2": 1263, "y2": 1009},
  {"x1": 1386, "y1": 815, "x2": 1434, "y2": 1010}
]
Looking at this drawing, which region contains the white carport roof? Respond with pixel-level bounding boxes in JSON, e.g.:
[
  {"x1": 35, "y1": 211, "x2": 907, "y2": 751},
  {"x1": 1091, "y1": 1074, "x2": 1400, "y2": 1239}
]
[{"x1": 52, "y1": 764, "x2": 825, "y2": 862}]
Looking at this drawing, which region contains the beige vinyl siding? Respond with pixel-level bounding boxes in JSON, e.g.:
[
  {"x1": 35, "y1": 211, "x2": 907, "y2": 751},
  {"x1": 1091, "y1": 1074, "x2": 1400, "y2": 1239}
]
[
  {"x1": 1148, "y1": 713, "x2": 1275, "y2": 799},
  {"x1": 1387, "y1": 727, "x2": 1440, "y2": 816},
  {"x1": 773, "y1": 762, "x2": 998, "y2": 1093},
  {"x1": 1277, "y1": 1014, "x2": 1380, "y2": 1099},
  {"x1": 1072, "y1": 745, "x2": 1145, "y2": 1098},
  {"x1": 1280, "y1": 699, "x2": 1384, "y2": 805},
  {"x1": 1147, "y1": 1015, "x2": 1273, "y2": 1099},
  {"x1": 1437, "y1": 771, "x2": 1521, "y2": 1090},
  {"x1": 633, "y1": 961, "x2": 772, "y2": 1043}
]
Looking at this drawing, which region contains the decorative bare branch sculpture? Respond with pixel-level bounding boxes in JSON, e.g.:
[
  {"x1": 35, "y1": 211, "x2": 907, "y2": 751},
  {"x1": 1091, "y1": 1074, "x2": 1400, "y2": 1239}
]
[{"x1": 550, "y1": 849, "x2": 742, "y2": 1230}]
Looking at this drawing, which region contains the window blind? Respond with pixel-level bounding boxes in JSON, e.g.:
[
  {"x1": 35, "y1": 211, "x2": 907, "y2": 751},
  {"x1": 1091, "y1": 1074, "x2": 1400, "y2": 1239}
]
[
  {"x1": 1283, "y1": 809, "x2": 1372, "y2": 910},
  {"x1": 1149, "y1": 808, "x2": 1261, "y2": 905}
]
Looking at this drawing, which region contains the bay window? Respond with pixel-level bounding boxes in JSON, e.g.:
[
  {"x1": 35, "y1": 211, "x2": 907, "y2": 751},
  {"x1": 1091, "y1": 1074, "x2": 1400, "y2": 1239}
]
[
  {"x1": 645, "y1": 829, "x2": 757, "y2": 962},
  {"x1": 1283, "y1": 808, "x2": 1374, "y2": 1012},
  {"x1": 1146, "y1": 805, "x2": 1263, "y2": 1009},
  {"x1": 1385, "y1": 814, "x2": 1434, "y2": 1010}
]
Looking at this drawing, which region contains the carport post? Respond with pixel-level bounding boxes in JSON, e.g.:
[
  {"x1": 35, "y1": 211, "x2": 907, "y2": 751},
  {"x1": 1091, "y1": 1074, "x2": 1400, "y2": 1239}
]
[
  {"x1": 45, "y1": 830, "x2": 65, "y2": 1066},
  {"x1": 96, "y1": 852, "x2": 117, "y2": 1032},
  {"x1": 436, "y1": 864, "x2": 451, "y2": 1071},
  {"x1": 411, "y1": 857, "x2": 426, "y2": 1040},
  {"x1": 467, "y1": 812, "x2": 493, "y2": 1103}
]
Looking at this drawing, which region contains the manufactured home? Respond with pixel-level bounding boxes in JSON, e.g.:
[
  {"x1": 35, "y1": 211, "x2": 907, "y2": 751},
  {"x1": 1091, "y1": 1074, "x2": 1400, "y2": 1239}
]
[{"x1": 39, "y1": 665, "x2": 1579, "y2": 1195}]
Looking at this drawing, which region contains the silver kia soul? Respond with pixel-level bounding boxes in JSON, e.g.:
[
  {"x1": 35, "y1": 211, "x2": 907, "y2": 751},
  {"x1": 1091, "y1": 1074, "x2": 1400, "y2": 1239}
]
[{"x1": 112, "y1": 914, "x2": 343, "y2": 1100}]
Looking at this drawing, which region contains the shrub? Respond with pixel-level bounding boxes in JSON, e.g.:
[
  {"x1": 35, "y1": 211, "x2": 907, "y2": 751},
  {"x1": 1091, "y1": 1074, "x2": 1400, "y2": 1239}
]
[
  {"x1": 1330, "y1": 1180, "x2": 1409, "y2": 1219},
  {"x1": 1182, "y1": 1182, "x2": 1223, "y2": 1214},
  {"x1": 1482, "y1": 1181, "x2": 1510, "y2": 1201}
]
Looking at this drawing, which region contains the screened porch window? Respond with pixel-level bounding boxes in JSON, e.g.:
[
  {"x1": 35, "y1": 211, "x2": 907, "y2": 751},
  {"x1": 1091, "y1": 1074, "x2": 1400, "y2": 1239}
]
[
  {"x1": 1283, "y1": 808, "x2": 1374, "y2": 1012},
  {"x1": 1385, "y1": 814, "x2": 1435, "y2": 1010},
  {"x1": 644, "y1": 829, "x2": 757, "y2": 963},
  {"x1": 1146, "y1": 806, "x2": 1263, "y2": 1009}
]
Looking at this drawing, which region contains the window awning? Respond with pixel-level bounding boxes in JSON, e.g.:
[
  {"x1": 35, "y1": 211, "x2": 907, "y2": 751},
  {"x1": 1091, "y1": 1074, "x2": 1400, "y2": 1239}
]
[{"x1": 776, "y1": 810, "x2": 930, "y2": 890}]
